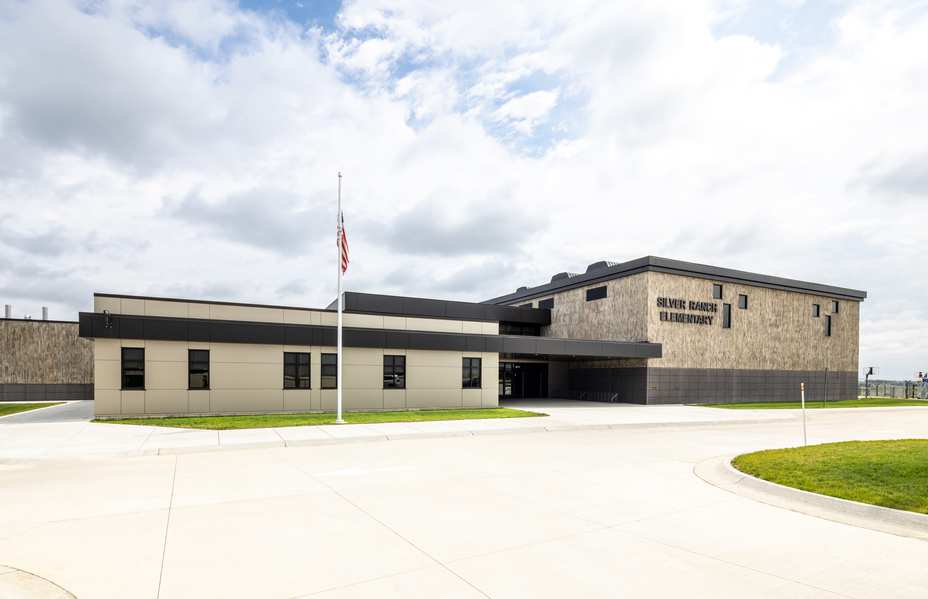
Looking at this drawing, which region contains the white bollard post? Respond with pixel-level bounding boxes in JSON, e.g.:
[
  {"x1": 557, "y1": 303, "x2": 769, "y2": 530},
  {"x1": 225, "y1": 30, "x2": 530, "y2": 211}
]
[{"x1": 800, "y1": 382, "x2": 807, "y2": 447}]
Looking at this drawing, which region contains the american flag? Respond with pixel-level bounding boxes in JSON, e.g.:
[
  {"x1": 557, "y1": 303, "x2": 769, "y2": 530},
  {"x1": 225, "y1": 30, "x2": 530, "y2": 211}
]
[{"x1": 337, "y1": 210, "x2": 349, "y2": 273}]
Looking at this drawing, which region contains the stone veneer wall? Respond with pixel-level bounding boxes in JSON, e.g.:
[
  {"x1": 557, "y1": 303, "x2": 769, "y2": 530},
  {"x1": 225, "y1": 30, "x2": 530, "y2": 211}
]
[
  {"x1": 0, "y1": 320, "x2": 93, "y2": 401},
  {"x1": 645, "y1": 271, "x2": 860, "y2": 372},
  {"x1": 510, "y1": 269, "x2": 861, "y2": 404},
  {"x1": 518, "y1": 273, "x2": 649, "y2": 342}
]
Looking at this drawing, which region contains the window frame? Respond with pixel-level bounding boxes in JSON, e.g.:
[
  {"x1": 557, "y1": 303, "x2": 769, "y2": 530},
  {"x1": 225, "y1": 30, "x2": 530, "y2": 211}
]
[
  {"x1": 462, "y1": 357, "x2": 482, "y2": 389},
  {"x1": 121, "y1": 347, "x2": 145, "y2": 390},
  {"x1": 722, "y1": 303, "x2": 732, "y2": 329},
  {"x1": 832, "y1": 300, "x2": 840, "y2": 314},
  {"x1": 713, "y1": 284, "x2": 723, "y2": 300},
  {"x1": 188, "y1": 349, "x2": 210, "y2": 390},
  {"x1": 283, "y1": 351, "x2": 311, "y2": 390},
  {"x1": 738, "y1": 294, "x2": 748, "y2": 310},
  {"x1": 812, "y1": 303, "x2": 821, "y2": 318},
  {"x1": 383, "y1": 355, "x2": 406, "y2": 389},
  {"x1": 585, "y1": 286, "x2": 607, "y2": 301},
  {"x1": 321, "y1": 353, "x2": 338, "y2": 389}
]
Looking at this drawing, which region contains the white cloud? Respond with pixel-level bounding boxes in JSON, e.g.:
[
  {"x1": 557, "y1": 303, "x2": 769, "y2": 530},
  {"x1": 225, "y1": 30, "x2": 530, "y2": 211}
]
[
  {"x1": 492, "y1": 90, "x2": 559, "y2": 134},
  {"x1": 0, "y1": 0, "x2": 926, "y2": 379}
]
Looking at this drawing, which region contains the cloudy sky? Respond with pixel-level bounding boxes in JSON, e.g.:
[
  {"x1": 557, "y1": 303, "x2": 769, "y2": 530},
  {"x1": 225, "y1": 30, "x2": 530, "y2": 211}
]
[{"x1": 0, "y1": 0, "x2": 925, "y2": 379}]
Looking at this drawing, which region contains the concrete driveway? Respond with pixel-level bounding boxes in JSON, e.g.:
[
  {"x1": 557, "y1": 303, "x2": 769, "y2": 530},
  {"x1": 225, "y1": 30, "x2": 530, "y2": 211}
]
[
  {"x1": 1, "y1": 406, "x2": 927, "y2": 598},
  {"x1": 0, "y1": 400, "x2": 93, "y2": 424}
]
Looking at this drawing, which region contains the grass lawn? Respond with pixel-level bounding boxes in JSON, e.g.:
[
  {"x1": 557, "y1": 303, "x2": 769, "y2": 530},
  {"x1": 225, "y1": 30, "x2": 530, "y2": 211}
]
[
  {"x1": 732, "y1": 440, "x2": 928, "y2": 514},
  {"x1": 699, "y1": 397, "x2": 928, "y2": 410},
  {"x1": 0, "y1": 402, "x2": 64, "y2": 417},
  {"x1": 96, "y1": 407, "x2": 546, "y2": 430}
]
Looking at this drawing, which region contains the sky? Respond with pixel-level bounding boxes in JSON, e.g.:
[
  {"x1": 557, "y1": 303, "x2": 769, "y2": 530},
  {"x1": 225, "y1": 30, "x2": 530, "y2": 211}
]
[{"x1": 0, "y1": 0, "x2": 925, "y2": 380}]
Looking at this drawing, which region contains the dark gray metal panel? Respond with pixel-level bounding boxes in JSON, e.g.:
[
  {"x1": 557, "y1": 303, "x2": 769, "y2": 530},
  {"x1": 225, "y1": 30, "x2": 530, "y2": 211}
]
[
  {"x1": 0, "y1": 383, "x2": 93, "y2": 402},
  {"x1": 484, "y1": 336, "x2": 503, "y2": 353},
  {"x1": 383, "y1": 331, "x2": 409, "y2": 349},
  {"x1": 502, "y1": 336, "x2": 538, "y2": 355},
  {"x1": 644, "y1": 367, "x2": 858, "y2": 405},
  {"x1": 342, "y1": 292, "x2": 550, "y2": 325},
  {"x1": 77, "y1": 313, "x2": 660, "y2": 359},
  {"x1": 402, "y1": 297, "x2": 446, "y2": 318},
  {"x1": 143, "y1": 318, "x2": 188, "y2": 342},
  {"x1": 187, "y1": 320, "x2": 211, "y2": 343},
  {"x1": 283, "y1": 325, "x2": 313, "y2": 346},
  {"x1": 485, "y1": 255, "x2": 867, "y2": 305},
  {"x1": 120, "y1": 318, "x2": 144, "y2": 340},
  {"x1": 345, "y1": 328, "x2": 386, "y2": 348}
]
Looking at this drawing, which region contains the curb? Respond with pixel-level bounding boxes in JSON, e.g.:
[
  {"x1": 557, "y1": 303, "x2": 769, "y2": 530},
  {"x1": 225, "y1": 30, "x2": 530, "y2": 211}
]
[
  {"x1": 694, "y1": 454, "x2": 928, "y2": 541},
  {"x1": 148, "y1": 417, "x2": 793, "y2": 456},
  {"x1": 4, "y1": 414, "x2": 798, "y2": 462},
  {"x1": 0, "y1": 564, "x2": 76, "y2": 598}
]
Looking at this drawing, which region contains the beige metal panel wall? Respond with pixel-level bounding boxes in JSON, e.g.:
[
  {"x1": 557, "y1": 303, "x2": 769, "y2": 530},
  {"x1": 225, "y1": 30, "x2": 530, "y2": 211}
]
[
  {"x1": 94, "y1": 295, "x2": 493, "y2": 335},
  {"x1": 518, "y1": 273, "x2": 649, "y2": 342},
  {"x1": 646, "y1": 271, "x2": 860, "y2": 372},
  {"x1": 0, "y1": 321, "x2": 92, "y2": 384},
  {"x1": 94, "y1": 338, "x2": 499, "y2": 417}
]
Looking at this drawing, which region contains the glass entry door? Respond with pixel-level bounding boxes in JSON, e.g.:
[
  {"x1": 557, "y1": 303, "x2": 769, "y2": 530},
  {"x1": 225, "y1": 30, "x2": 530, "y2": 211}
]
[{"x1": 499, "y1": 362, "x2": 548, "y2": 399}]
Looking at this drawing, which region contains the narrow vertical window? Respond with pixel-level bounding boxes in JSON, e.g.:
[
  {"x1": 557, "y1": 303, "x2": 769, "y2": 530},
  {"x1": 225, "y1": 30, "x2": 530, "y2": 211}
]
[
  {"x1": 722, "y1": 303, "x2": 732, "y2": 329},
  {"x1": 462, "y1": 357, "x2": 482, "y2": 388},
  {"x1": 832, "y1": 300, "x2": 840, "y2": 313},
  {"x1": 812, "y1": 304, "x2": 821, "y2": 318},
  {"x1": 121, "y1": 347, "x2": 145, "y2": 390},
  {"x1": 283, "y1": 352, "x2": 310, "y2": 389},
  {"x1": 713, "y1": 284, "x2": 723, "y2": 300},
  {"x1": 383, "y1": 355, "x2": 406, "y2": 389},
  {"x1": 825, "y1": 315, "x2": 832, "y2": 337},
  {"x1": 321, "y1": 353, "x2": 338, "y2": 389},
  {"x1": 738, "y1": 294, "x2": 748, "y2": 310},
  {"x1": 188, "y1": 349, "x2": 210, "y2": 390}
]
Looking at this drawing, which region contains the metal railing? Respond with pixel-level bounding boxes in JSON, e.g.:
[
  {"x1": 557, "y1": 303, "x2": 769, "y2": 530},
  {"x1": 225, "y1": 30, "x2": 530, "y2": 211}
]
[{"x1": 858, "y1": 383, "x2": 928, "y2": 400}]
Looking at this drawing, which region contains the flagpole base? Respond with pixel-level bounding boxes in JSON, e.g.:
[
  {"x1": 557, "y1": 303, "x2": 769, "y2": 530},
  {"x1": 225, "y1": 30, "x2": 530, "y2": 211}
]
[{"x1": 335, "y1": 418, "x2": 346, "y2": 425}]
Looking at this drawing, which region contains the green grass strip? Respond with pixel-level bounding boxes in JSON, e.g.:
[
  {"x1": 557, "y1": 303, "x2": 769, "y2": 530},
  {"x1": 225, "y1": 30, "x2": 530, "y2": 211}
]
[
  {"x1": 97, "y1": 407, "x2": 546, "y2": 430},
  {"x1": 699, "y1": 398, "x2": 928, "y2": 410},
  {"x1": 0, "y1": 402, "x2": 64, "y2": 417},
  {"x1": 733, "y1": 439, "x2": 928, "y2": 514}
]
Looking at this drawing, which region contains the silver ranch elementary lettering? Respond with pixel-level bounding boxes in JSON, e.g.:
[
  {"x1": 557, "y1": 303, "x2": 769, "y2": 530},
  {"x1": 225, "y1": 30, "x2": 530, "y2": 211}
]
[{"x1": 656, "y1": 296, "x2": 717, "y2": 326}]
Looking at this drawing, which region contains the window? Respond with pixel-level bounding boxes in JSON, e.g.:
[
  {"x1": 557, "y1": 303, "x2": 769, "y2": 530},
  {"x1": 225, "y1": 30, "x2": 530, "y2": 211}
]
[
  {"x1": 121, "y1": 347, "x2": 145, "y2": 390},
  {"x1": 283, "y1": 352, "x2": 310, "y2": 389},
  {"x1": 538, "y1": 297, "x2": 554, "y2": 310},
  {"x1": 738, "y1": 294, "x2": 748, "y2": 310},
  {"x1": 832, "y1": 300, "x2": 840, "y2": 314},
  {"x1": 188, "y1": 349, "x2": 210, "y2": 390},
  {"x1": 499, "y1": 322, "x2": 540, "y2": 336},
  {"x1": 462, "y1": 357, "x2": 482, "y2": 389},
  {"x1": 713, "y1": 284, "x2": 723, "y2": 300},
  {"x1": 812, "y1": 303, "x2": 821, "y2": 318},
  {"x1": 722, "y1": 303, "x2": 732, "y2": 329},
  {"x1": 585, "y1": 286, "x2": 607, "y2": 301},
  {"x1": 825, "y1": 315, "x2": 832, "y2": 337},
  {"x1": 321, "y1": 353, "x2": 337, "y2": 389},
  {"x1": 383, "y1": 355, "x2": 406, "y2": 389}
]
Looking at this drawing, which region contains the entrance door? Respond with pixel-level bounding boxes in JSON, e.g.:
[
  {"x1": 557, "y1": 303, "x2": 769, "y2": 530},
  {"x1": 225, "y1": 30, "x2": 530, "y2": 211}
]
[{"x1": 499, "y1": 362, "x2": 548, "y2": 399}]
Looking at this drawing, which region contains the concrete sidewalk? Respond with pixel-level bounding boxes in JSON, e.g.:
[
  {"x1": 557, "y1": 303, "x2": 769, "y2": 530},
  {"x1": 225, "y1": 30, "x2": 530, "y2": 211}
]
[
  {"x1": 0, "y1": 400, "x2": 805, "y2": 461},
  {"x1": 2, "y1": 408, "x2": 928, "y2": 598}
]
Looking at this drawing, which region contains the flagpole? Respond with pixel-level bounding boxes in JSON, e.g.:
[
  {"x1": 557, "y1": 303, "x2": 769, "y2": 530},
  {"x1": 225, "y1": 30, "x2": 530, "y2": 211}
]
[{"x1": 336, "y1": 172, "x2": 345, "y2": 424}]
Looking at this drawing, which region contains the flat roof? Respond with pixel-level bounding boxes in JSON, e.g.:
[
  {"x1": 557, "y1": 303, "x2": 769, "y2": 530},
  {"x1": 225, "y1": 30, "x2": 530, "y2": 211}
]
[{"x1": 484, "y1": 256, "x2": 868, "y2": 304}]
